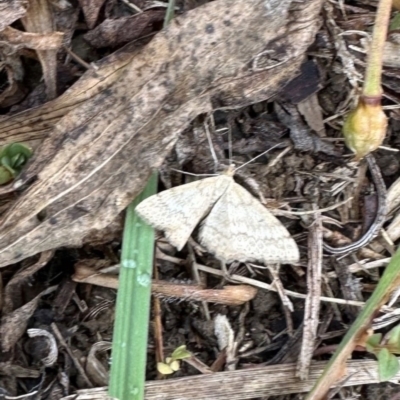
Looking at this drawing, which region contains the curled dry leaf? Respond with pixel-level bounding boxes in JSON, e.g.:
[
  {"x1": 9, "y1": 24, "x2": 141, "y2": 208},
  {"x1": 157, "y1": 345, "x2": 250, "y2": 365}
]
[
  {"x1": 84, "y1": 10, "x2": 166, "y2": 48},
  {"x1": 0, "y1": 0, "x2": 323, "y2": 268},
  {"x1": 78, "y1": 0, "x2": 107, "y2": 29},
  {"x1": 85, "y1": 341, "x2": 112, "y2": 386},
  {"x1": 27, "y1": 328, "x2": 58, "y2": 367},
  {"x1": 0, "y1": 0, "x2": 28, "y2": 31}
]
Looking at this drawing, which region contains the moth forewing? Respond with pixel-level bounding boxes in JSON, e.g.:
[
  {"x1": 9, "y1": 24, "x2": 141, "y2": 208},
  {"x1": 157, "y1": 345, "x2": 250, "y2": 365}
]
[
  {"x1": 135, "y1": 174, "x2": 231, "y2": 250},
  {"x1": 135, "y1": 169, "x2": 300, "y2": 264},
  {"x1": 198, "y1": 180, "x2": 300, "y2": 264}
]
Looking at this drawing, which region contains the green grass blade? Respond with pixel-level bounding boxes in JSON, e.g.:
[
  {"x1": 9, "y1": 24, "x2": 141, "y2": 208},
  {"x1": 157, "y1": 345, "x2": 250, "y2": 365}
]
[
  {"x1": 109, "y1": 172, "x2": 158, "y2": 400},
  {"x1": 163, "y1": 0, "x2": 175, "y2": 28}
]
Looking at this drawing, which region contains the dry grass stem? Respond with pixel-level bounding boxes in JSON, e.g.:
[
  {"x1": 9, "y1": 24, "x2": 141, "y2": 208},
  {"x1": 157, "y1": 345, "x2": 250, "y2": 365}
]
[
  {"x1": 297, "y1": 209, "x2": 323, "y2": 379},
  {"x1": 61, "y1": 358, "x2": 400, "y2": 400}
]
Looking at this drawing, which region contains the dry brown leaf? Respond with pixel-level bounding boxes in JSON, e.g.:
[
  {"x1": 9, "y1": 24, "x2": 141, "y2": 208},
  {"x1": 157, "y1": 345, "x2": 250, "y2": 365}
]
[
  {"x1": 1, "y1": 290, "x2": 45, "y2": 351},
  {"x1": 3, "y1": 250, "x2": 54, "y2": 314},
  {"x1": 0, "y1": 58, "x2": 27, "y2": 108},
  {"x1": 0, "y1": 42, "x2": 137, "y2": 146},
  {"x1": 84, "y1": 10, "x2": 166, "y2": 48},
  {"x1": 0, "y1": 362, "x2": 40, "y2": 378},
  {"x1": 297, "y1": 94, "x2": 326, "y2": 137},
  {"x1": 79, "y1": 0, "x2": 107, "y2": 29},
  {"x1": 0, "y1": 0, "x2": 324, "y2": 268},
  {"x1": 51, "y1": 1, "x2": 79, "y2": 50}
]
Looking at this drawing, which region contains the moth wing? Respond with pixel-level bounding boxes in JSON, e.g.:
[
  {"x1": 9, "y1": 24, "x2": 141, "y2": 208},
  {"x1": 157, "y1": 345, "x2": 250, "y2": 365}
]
[
  {"x1": 199, "y1": 182, "x2": 299, "y2": 264},
  {"x1": 135, "y1": 176, "x2": 231, "y2": 250}
]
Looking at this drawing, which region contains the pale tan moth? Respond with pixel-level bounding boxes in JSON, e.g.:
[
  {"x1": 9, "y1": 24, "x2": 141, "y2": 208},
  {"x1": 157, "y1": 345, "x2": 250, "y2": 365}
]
[{"x1": 135, "y1": 165, "x2": 299, "y2": 265}]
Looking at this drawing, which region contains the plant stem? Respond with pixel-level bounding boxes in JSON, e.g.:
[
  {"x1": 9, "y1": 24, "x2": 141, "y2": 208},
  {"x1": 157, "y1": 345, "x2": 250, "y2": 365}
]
[{"x1": 363, "y1": 0, "x2": 392, "y2": 98}]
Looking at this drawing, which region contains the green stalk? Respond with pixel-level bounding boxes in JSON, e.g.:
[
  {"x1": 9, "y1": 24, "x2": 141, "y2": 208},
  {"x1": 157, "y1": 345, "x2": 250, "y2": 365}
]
[
  {"x1": 109, "y1": 3, "x2": 175, "y2": 398},
  {"x1": 306, "y1": 247, "x2": 400, "y2": 399},
  {"x1": 109, "y1": 172, "x2": 158, "y2": 400},
  {"x1": 163, "y1": 0, "x2": 175, "y2": 28},
  {"x1": 363, "y1": 0, "x2": 392, "y2": 97},
  {"x1": 342, "y1": 0, "x2": 392, "y2": 159}
]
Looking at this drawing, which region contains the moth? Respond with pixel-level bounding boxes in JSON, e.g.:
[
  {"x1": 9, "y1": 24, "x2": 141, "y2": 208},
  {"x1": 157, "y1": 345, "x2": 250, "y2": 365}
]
[{"x1": 135, "y1": 166, "x2": 299, "y2": 265}]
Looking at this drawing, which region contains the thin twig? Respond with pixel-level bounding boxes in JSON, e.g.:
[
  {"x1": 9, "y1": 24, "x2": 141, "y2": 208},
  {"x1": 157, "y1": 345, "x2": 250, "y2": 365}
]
[
  {"x1": 297, "y1": 208, "x2": 323, "y2": 379},
  {"x1": 51, "y1": 322, "x2": 94, "y2": 388}
]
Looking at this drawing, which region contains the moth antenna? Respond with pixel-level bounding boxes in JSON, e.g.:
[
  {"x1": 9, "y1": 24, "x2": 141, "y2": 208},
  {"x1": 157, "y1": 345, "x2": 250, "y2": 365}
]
[
  {"x1": 170, "y1": 168, "x2": 218, "y2": 177},
  {"x1": 204, "y1": 116, "x2": 219, "y2": 173},
  {"x1": 228, "y1": 126, "x2": 233, "y2": 165},
  {"x1": 233, "y1": 142, "x2": 284, "y2": 173}
]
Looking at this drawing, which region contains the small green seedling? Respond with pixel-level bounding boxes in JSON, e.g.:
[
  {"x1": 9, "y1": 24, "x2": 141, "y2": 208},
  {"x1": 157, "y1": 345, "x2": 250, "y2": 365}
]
[
  {"x1": 389, "y1": 12, "x2": 400, "y2": 30},
  {"x1": 0, "y1": 143, "x2": 32, "y2": 185},
  {"x1": 366, "y1": 324, "x2": 400, "y2": 381},
  {"x1": 157, "y1": 345, "x2": 192, "y2": 375}
]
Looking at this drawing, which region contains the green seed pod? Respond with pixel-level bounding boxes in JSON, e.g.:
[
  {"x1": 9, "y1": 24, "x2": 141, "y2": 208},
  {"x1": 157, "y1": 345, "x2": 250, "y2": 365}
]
[{"x1": 343, "y1": 97, "x2": 387, "y2": 159}]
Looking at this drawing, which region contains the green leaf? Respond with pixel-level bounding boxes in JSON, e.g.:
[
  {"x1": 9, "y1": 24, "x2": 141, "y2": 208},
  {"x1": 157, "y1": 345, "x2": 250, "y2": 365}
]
[
  {"x1": 108, "y1": 172, "x2": 158, "y2": 400},
  {"x1": 390, "y1": 13, "x2": 400, "y2": 31},
  {"x1": 11, "y1": 153, "x2": 25, "y2": 169},
  {"x1": 7, "y1": 144, "x2": 32, "y2": 171},
  {"x1": 170, "y1": 360, "x2": 180, "y2": 371},
  {"x1": 387, "y1": 325, "x2": 400, "y2": 352},
  {"x1": 1, "y1": 155, "x2": 12, "y2": 169},
  {"x1": 366, "y1": 333, "x2": 382, "y2": 352},
  {"x1": 0, "y1": 156, "x2": 16, "y2": 179},
  {"x1": 0, "y1": 143, "x2": 32, "y2": 165},
  {"x1": 157, "y1": 362, "x2": 174, "y2": 375},
  {"x1": 0, "y1": 166, "x2": 14, "y2": 185},
  {"x1": 0, "y1": 143, "x2": 32, "y2": 184},
  {"x1": 5, "y1": 143, "x2": 32, "y2": 159},
  {"x1": 171, "y1": 345, "x2": 191, "y2": 360},
  {"x1": 378, "y1": 348, "x2": 400, "y2": 381}
]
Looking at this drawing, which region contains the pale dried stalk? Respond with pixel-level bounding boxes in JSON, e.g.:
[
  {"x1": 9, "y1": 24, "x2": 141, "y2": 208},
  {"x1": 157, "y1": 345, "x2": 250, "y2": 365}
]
[
  {"x1": 72, "y1": 264, "x2": 257, "y2": 306},
  {"x1": 60, "y1": 358, "x2": 400, "y2": 400},
  {"x1": 21, "y1": 0, "x2": 60, "y2": 99}
]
